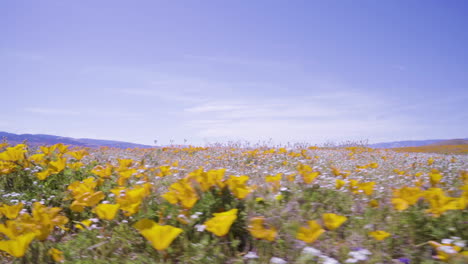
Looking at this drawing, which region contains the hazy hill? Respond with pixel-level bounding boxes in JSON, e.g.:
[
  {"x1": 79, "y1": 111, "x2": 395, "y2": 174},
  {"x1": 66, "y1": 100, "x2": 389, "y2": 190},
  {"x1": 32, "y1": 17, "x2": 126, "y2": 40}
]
[
  {"x1": 428, "y1": 139, "x2": 468, "y2": 146},
  {"x1": 0, "y1": 131, "x2": 153, "y2": 148},
  {"x1": 369, "y1": 138, "x2": 468, "y2": 148}
]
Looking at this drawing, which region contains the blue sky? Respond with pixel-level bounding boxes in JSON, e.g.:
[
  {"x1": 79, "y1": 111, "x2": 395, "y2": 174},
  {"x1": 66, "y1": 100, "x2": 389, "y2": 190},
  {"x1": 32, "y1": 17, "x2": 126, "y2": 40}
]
[{"x1": 1, "y1": 0, "x2": 467, "y2": 145}]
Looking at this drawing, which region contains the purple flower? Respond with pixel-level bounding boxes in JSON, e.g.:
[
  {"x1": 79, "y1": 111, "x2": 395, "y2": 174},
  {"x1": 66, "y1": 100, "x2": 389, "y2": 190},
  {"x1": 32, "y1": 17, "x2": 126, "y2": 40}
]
[{"x1": 398, "y1": 257, "x2": 410, "y2": 264}]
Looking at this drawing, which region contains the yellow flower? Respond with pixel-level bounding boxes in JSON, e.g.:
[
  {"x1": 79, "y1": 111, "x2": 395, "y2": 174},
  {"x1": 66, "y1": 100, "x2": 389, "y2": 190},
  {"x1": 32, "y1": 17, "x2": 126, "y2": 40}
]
[
  {"x1": 369, "y1": 230, "x2": 391, "y2": 241},
  {"x1": 48, "y1": 248, "x2": 64, "y2": 262},
  {"x1": 70, "y1": 191, "x2": 105, "y2": 212},
  {"x1": 391, "y1": 186, "x2": 422, "y2": 211},
  {"x1": 302, "y1": 171, "x2": 320, "y2": 184},
  {"x1": 29, "y1": 153, "x2": 46, "y2": 164},
  {"x1": 49, "y1": 157, "x2": 67, "y2": 173},
  {"x1": 358, "y1": 182, "x2": 375, "y2": 195},
  {"x1": 75, "y1": 219, "x2": 92, "y2": 230},
  {"x1": 255, "y1": 197, "x2": 264, "y2": 203},
  {"x1": 187, "y1": 167, "x2": 226, "y2": 191},
  {"x1": 335, "y1": 179, "x2": 346, "y2": 189},
  {"x1": 67, "y1": 149, "x2": 88, "y2": 161},
  {"x1": 429, "y1": 169, "x2": 443, "y2": 187},
  {"x1": 204, "y1": 209, "x2": 238, "y2": 236},
  {"x1": 424, "y1": 188, "x2": 463, "y2": 217},
  {"x1": 248, "y1": 217, "x2": 277, "y2": 241},
  {"x1": 0, "y1": 233, "x2": 36, "y2": 258},
  {"x1": 275, "y1": 194, "x2": 284, "y2": 201},
  {"x1": 91, "y1": 164, "x2": 113, "y2": 178},
  {"x1": 322, "y1": 213, "x2": 347, "y2": 230},
  {"x1": 265, "y1": 173, "x2": 282, "y2": 190},
  {"x1": 155, "y1": 165, "x2": 172, "y2": 177},
  {"x1": 0, "y1": 220, "x2": 24, "y2": 239},
  {"x1": 162, "y1": 179, "x2": 199, "y2": 209},
  {"x1": 54, "y1": 143, "x2": 68, "y2": 154},
  {"x1": 93, "y1": 203, "x2": 120, "y2": 220},
  {"x1": 36, "y1": 169, "x2": 54, "y2": 180},
  {"x1": 368, "y1": 199, "x2": 379, "y2": 208},
  {"x1": 226, "y1": 175, "x2": 252, "y2": 199},
  {"x1": 428, "y1": 157, "x2": 434, "y2": 165},
  {"x1": 286, "y1": 173, "x2": 296, "y2": 182},
  {"x1": 114, "y1": 186, "x2": 149, "y2": 215},
  {"x1": 331, "y1": 166, "x2": 350, "y2": 178},
  {"x1": 0, "y1": 203, "x2": 23, "y2": 219},
  {"x1": 19, "y1": 202, "x2": 69, "y2": 241},
  {"x1": 0, "y1": 144, "x2": 27, "y2": 162},
  {"x1": 134, "y1": 219, "x2": 182, "y2": 251},
  {"x1": 428, "y1": 241, "x2": 464, "y2": 261},
  {"x1": 296, "y1": 220, "x2": 325, "y2": 243}
]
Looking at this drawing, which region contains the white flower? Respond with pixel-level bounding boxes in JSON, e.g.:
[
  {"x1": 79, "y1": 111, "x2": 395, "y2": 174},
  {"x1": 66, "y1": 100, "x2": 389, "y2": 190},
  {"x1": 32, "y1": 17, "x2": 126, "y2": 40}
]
[
  {"x1": 439, "y1": 245, "x2": 457, "y2": 254},
  {"x1": 302, "y1": 246, "x2": 322, "y2": 257},
  {"x1": 345, "y1": 258, "x2": 358, "y2": 263},
  {"x1": 441, "y1": 239, "x2": 453, "y2": 244},
  {"x1": 89, "y1": 218, "x2": 100, "y2": 223},
  {"x1": 244, "y1": 251, "x2": 259, "y2": 259},
  {"x1": 454, "y1": 241, "x2": 466, "y2": 247},
  {"x1": 349, "y1": 252, "x2": 367, "y2": 261},
  {"x1": 320, "y1": 256, "x2": 340, "y2": 264},
  {"x1": 270, "y1": 257, "x2": 287, "y2": 264},
  {"x1": 358, "y1": 249, "x2": 371, "y2": 255},
  {"x1": 195, "y1": 224, "x2": 206, "y2": 232}
]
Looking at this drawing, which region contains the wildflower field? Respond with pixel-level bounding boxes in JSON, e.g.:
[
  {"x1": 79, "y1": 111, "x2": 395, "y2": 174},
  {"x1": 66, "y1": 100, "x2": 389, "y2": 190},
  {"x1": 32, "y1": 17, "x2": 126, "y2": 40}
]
[{"x1": 0, "y1": 142, "x2": 467, "y2": 264}]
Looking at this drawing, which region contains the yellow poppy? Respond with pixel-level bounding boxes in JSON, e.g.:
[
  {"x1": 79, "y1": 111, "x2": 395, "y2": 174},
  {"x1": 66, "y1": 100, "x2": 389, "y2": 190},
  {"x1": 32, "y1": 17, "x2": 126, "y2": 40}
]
[
  {"x1": 369, "y1": 230, "x2": 391, "y2": 241},
  {"x1": 296, "y1": 220, "x2": 325, "y2": 243},
  {"x1": 248, "y1": 217, "x2": 277, "y2": 241},
  {"x1": 204, "y1": 209, "x2": 238, "y2": 236},
  {"x1": 322, "y1": 213, "x2": 347, "y2": 230},
  {"x1": 0, "y1": 233, "x2": 36, "y2": 258},
  {"x1": 136, "y1": 221, "x2": 182, "y2": 251},
  {"x1": 94, "y1": 203, "x2": 120, "y2": 220},
  {"x1": 0, "y1": 203, "x2": 23, "y2": 219}
]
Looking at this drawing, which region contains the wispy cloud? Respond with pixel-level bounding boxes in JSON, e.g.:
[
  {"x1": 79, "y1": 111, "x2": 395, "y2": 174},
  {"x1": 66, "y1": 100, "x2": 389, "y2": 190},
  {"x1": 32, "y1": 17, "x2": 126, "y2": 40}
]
[
  {"x1": 183, "y1": 92, "x2": 407, "y2": 143},
  {"x1": 120, "y1": 88, "x2": 207, "y2": 103},
  {"x1": 24, "y1": 107, "x2": 80, "y2": 116},
  {"x1": 183, "y1": 54, "x2": 298, "y2": 69}
]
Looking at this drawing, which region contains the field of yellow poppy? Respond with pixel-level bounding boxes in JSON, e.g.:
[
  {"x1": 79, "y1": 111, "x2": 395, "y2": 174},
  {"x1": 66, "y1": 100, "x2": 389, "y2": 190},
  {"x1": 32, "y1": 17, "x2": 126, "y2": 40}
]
[{"x1": 0, "y1": 142, "x2": 467, "y2": 263}]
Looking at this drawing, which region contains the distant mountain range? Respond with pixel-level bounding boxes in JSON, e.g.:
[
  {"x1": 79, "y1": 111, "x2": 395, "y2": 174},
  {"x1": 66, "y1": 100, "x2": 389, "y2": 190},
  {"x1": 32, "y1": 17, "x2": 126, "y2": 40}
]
[
  {"x1": 369, "y1": 138, "x2": 468, "y2": 148},
  {"x1": 0, "y1": 131, "x2": 153, "y2": 148},
  {"x1": 1, "y1": 131, "x2": 466, "y2": 149}
]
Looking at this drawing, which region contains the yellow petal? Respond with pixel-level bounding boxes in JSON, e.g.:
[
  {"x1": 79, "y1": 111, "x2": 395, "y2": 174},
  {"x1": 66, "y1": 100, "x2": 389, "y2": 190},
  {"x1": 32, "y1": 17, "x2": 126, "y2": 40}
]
[
  {"x1": 0, "y1": 233, "x2": 36, "y2": 258},
  {"x1": 139, "y1": 224, "x2": 182, "y2": 251},
  {"x1": 322, "y1": 213, "x2": 347, "y2": 230},
  {"x1": 204, "y1": 209, "x2": 238, "y2": 237},
  {"x1": 296, "y1": 220, "x2": 325, "y2": 243},
  {"x1": 94, "y1": 203, "x2": 120, "y2": 220}
]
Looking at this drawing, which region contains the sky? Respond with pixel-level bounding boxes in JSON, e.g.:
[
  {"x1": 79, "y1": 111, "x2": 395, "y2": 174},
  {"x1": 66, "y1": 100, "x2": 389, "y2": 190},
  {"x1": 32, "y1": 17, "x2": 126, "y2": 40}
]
[{"x1": 1, "y1": 0, "x2": 467, "y2": 146}]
